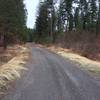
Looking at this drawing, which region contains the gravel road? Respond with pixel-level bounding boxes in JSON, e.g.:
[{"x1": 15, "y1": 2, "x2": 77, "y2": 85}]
[{"x1": 2, "y1": 46, "x2": 100, "y2": 100}]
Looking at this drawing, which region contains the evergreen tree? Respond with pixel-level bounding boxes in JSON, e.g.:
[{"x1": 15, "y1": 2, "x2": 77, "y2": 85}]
[
  {"x1": 35, "y1": 0, "x2": 100, "y2": 43},
  {"x1": 46, "y1": 0, "x2": 57, "y2": 42},
  {"x1": 35, "y1": 1, "x2": 49, "y2": 42},
  {"x1": 0, "y1": 0, "x2": 26, "y2": 49},
  {"x1": 96, "y1": 0, "x2": 100, "y2": 36},
  {"x1": 88, "y1": 0, "x2": 97, "y2": 31},
  {"x1": 35, "y1": 0, "x2": 58, "y2": 43},
  {"x1": 57, "y1": 0, "x2": 66, "y2": 33},
  {"x1": 74, "y1": 7, "x2": 80, "y2": 30},
  {"x1": 64, "y1": 0, "x2": 74, "y2": 31},
  {"x1": 79, "y1": 0, "x2": 89, "y2": 30}
]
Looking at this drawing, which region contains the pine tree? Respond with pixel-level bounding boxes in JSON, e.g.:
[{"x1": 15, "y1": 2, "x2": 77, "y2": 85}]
[
  {"x1": 35, "y1": 0, "x2": 58, "y2": 43},
  {"x1": 96, "y1": 0, "x2": 100, "y2": 36},
  {"x1": 57, "y1": 0, "x2": 66, "y2": 33},
  {"x1": 35, "y1": 1, "x2": 49, "y2": 42},
  {"x1": 0, "y1": 0, "x2": 26, "y2": 49},
  {"x1": 46, "y1": 0, "x2": 57, "y2": 42},
  {"x1": 64, "y1": 0, "x2": 74, "y2": 31},
  {"x1": 74, "y1": 7, "x2": 80, "y2": 30},
  {"x1": 79, "y1": 0, "x2": 89, "y2": 30},
  {"x1": 88, "y1": 0, "x2": 97, "y2": 31}
]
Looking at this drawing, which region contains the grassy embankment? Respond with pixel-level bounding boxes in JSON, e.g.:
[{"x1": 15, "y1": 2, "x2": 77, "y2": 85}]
[
  {"x1": 44, "y1": 45, "x2": 100, "y2": 76},
  {"x1": 0, "y1": 45, "x2": 29, "y2": 94}
]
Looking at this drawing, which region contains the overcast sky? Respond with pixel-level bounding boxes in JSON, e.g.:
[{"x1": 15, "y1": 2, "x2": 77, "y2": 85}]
[{"x1": 24, "y1": 0, "x2": 39, "y2": 28}]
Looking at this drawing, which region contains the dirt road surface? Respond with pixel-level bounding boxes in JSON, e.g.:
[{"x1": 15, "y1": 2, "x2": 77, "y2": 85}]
[{"x1": 2, "y1": 46, "x2": 100, "y2": 100}]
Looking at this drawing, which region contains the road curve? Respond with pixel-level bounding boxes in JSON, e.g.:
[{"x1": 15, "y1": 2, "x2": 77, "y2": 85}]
[{"x1": 2, "y1": 46, "x2": 100, "y2": 100}]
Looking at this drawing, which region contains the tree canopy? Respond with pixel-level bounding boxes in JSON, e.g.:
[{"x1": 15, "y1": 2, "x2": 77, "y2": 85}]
[
  {"x1": 0, "y1": 0, "x2": 27, "y2": 48},
  {"x1": 35, "y1": 0, "x2": 100, "y2": 43}
]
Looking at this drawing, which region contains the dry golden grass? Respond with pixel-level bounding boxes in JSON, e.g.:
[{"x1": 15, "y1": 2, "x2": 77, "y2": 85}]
[
  {"x1": 47, "y1": 46, "x2": 100, "y2": 75},
  {"x1": 0, "y1": 45, "x2": 29, "y2": 93},
  {"x1": 0, "y1": 45, "x2": 28, "y2": 66}
]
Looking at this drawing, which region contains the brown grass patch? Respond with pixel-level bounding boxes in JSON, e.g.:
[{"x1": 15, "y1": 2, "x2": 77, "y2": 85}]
[
  {"x1": 0, "y1": 45, "x2": 29, "y2": 94},
  {"x1": 47, "y1": 45, "x2": 100, "y2": 76}
]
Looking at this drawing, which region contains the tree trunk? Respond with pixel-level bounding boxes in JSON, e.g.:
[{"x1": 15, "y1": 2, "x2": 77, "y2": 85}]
[{"x1": 3, "y1": 34, "x2": 7, "y2": 50}]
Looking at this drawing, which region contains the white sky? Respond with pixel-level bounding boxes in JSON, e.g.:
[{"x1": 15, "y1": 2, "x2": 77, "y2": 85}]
[{"x1": 24, "y1": 0, "x2": 39, "y2": 28}]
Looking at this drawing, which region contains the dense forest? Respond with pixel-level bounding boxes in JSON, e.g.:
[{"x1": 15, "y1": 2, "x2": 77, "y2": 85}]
[
  {"x1": 35, "y1": 0, "x2": 100, "y2": 59},
  {"x1": 0, "y1": 0, "x2": 100, "y2": 59},
  {"x1": 35, "y1": 0, "x2": 100, "y2": 41},
  {"x1": 0, "y1": 0, "x2": 27, "y2": 49}
]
